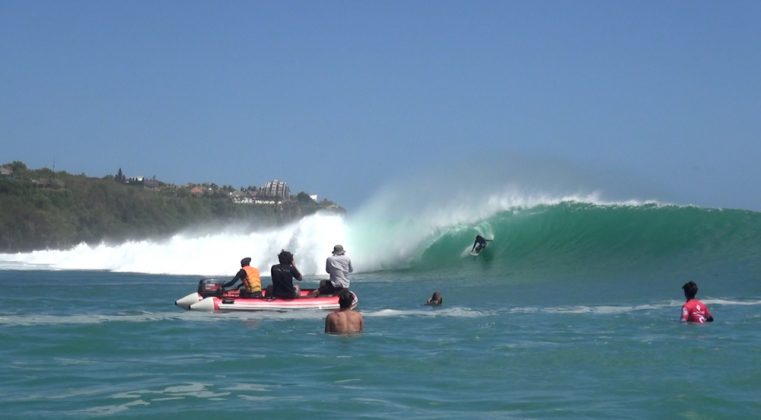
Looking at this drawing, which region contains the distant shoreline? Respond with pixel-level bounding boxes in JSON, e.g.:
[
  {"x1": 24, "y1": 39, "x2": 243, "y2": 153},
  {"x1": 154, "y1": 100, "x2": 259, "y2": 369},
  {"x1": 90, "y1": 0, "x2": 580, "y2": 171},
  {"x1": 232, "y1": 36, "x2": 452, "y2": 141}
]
[{"x1": 0, "y1": 161, "x2": 343, "y2": 252}]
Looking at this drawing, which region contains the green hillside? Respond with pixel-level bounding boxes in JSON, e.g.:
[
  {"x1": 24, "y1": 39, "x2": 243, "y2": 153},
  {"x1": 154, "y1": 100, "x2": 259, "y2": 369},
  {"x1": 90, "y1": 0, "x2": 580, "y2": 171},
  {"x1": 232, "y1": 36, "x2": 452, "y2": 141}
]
[{"x1": 0, "y1": 161, "x2": 339, "y2": 252}]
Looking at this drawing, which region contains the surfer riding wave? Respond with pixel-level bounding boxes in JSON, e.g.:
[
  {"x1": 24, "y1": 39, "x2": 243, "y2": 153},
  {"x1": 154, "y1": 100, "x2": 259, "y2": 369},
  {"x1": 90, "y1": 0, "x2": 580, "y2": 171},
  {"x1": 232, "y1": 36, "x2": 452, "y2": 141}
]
[{"x1": 471, "y1": 235, "x2": 491, "y2": 254}]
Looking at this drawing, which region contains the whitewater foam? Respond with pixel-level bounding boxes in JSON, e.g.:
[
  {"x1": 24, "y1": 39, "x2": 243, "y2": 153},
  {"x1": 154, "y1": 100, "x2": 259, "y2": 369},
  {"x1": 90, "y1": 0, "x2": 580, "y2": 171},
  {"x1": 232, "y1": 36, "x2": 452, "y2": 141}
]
[
  {"x1": 0, "y1": 212, "x2": 348, "y2": 276},
  {"x1": 0, "y1": 186, "x2": 673, "y2": 276},
  {"x1": 0, "y1": 309, "x2": 345, "y2": 326},
  {"x1": 514, "y1": 299, "x2": 761, "y2": 316},
  {"x1": 366, "y1": 307, "x2": 495, "y2": 318}
]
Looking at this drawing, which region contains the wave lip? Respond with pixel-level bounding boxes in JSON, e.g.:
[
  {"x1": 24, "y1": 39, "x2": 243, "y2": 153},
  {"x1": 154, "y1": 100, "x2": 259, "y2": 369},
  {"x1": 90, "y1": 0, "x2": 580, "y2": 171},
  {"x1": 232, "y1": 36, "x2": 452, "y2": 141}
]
[
  {"x1": 414, "y1": 201, "x2": 761, "y2": 277},
  {"x1": 1, "y1": 192, "x2": 759, "y2": 277}
]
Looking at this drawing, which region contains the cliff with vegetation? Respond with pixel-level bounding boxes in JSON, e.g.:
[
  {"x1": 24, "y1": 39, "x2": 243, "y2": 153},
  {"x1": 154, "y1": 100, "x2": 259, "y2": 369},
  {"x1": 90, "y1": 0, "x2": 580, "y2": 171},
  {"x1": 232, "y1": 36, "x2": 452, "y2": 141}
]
[{"x1": 0, "y1": 161, "x2": 342, "y2": 252}]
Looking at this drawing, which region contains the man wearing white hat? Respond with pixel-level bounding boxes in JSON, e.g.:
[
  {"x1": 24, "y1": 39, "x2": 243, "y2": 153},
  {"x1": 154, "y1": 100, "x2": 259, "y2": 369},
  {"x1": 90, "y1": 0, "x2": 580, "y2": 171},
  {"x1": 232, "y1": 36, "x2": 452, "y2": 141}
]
[{"x1": 317, "y1": 244, "x2": 353, "y2": 296}]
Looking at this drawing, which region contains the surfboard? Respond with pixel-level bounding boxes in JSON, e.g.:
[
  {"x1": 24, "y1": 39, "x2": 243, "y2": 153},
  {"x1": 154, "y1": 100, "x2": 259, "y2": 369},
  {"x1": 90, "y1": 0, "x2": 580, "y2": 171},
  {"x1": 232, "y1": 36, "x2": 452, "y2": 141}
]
[{"x1": 469, "y1": 245, "x2": 485, "y2": 256}]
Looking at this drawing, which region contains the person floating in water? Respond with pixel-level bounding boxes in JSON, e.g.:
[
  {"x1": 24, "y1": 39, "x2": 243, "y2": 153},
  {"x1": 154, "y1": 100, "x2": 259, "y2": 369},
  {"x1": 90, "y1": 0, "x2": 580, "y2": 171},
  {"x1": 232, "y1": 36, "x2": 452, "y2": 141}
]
[
  {"x1": 426, "y1": 291, "x2": 443, "y2": 306},
  {"x1": 325, "y1": 290, "x2": 363, "y2": 335},
  {"x1": 681, "y1": 280, "x2": 714, "y2": 323},
  {"x1": 471, "y1": 235, "x2": 490, "y2": 253}
]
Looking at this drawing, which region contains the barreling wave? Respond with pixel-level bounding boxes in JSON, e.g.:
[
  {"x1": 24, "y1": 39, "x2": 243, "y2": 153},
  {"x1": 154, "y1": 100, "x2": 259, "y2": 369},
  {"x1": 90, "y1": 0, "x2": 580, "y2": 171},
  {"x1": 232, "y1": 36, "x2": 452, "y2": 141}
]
[
  {"x1": 0, "y1": 196, "x2": 759, "y2": 279},
  {"x1": 413, "y1": 202, "x2": 761, "y2": 278}
]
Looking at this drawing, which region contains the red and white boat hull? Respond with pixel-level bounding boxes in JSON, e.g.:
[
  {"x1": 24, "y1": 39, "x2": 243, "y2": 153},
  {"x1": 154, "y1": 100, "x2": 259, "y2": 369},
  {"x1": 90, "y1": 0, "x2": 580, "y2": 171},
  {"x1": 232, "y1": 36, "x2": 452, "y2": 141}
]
[{"x1": 175, "y1": 289, "x2": 340, "y2": 312}]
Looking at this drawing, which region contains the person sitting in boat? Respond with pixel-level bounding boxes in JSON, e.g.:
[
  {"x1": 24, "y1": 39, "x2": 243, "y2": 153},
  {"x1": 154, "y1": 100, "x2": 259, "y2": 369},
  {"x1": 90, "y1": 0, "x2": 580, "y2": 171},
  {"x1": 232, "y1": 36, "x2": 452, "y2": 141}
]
[
  {"x1": 317, "y1": 244, "x2": 353, "y2": 296},
  {"x1": 471, "y1": 235, "x2": 490, "y2": 253},
  {"x1": 426, "y1": 291, "x2": 443, "y2": 306},
  {"x1": 223, "y1": 257, "x2": 262, "y2": 298},
  {"x1": 270, "y1": 250, "x2": 303, "y2": 299}
]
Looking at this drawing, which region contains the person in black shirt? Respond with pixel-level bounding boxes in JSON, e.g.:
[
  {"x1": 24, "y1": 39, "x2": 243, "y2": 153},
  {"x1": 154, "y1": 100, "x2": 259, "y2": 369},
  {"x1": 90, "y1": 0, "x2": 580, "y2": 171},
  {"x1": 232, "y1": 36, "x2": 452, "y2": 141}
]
[
  {"x1": 270, "y1": 250, "x2": 303, "y2": 299},
  {"x1": 471, "y1": 235, "x2": 490, "y2": 253}
]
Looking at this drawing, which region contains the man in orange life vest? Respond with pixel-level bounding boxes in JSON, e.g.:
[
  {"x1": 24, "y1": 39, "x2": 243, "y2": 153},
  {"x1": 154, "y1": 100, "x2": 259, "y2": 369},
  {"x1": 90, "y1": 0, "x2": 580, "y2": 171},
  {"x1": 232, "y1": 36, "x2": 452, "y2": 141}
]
[{"x1": 223, "y1": 257, "x2": 262, "y2": 298}]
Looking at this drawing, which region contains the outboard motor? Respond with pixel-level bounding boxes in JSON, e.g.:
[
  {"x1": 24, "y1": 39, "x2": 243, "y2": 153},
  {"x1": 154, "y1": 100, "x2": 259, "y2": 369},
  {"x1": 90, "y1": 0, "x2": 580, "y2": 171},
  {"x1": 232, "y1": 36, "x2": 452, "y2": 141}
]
[{"x1": 197, "y1": 278, "x2": 226, "y2": 298}]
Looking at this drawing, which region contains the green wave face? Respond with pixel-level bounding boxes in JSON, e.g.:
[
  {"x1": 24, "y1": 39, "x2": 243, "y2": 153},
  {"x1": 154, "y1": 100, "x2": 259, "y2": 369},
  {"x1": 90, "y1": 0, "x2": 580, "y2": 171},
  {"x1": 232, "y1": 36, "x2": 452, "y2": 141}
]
[{"x1": 412, "y1": 203, "x2": 761, "y2": 282}]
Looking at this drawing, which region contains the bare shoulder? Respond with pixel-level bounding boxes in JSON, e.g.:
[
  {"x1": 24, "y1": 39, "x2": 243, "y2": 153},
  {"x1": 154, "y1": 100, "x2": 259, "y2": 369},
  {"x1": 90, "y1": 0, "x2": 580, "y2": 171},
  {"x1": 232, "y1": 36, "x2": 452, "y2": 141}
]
[
  {"x1": 349, "y1": 310, "x2": 363, "y2": 320},
  {"x1": 325, "y1": 309, "x2": 363, "y2": 334}
]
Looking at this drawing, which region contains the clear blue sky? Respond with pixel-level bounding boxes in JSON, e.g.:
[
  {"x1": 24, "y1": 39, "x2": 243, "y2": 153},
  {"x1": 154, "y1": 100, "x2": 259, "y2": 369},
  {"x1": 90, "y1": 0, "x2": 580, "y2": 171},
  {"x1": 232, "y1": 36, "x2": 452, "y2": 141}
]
[{"x1": 2, "y1": 1, "x2": 760, "y2": 211}]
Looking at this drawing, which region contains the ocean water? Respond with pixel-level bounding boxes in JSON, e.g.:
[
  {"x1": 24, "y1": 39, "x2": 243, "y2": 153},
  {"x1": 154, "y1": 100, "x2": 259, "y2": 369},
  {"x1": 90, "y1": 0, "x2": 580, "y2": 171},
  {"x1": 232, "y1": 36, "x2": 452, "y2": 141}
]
[{"x1": 2, "y1": 201, "x2": 761, "y2": 418}]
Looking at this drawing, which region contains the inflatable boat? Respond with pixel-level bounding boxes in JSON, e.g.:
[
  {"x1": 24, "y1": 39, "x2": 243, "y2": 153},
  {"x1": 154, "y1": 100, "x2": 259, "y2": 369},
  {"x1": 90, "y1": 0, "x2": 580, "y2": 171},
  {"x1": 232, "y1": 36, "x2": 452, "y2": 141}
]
[{"x1": 175, "y1": 278, "x2": 341, "y2": 312}]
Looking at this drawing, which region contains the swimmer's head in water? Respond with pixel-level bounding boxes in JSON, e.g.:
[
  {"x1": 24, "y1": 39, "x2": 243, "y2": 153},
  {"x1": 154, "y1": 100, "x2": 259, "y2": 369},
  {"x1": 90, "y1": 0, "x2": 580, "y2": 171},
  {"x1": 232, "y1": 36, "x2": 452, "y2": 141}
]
[
  {"x1": 427, "y1": 291, "x2": 443, "y2": 305},
  {"x1": 339, "y1": 290, "x2": 356, "y2": 309},
  {"x1": 682, "y1": 281, "x2": 698, "y2": 299}
]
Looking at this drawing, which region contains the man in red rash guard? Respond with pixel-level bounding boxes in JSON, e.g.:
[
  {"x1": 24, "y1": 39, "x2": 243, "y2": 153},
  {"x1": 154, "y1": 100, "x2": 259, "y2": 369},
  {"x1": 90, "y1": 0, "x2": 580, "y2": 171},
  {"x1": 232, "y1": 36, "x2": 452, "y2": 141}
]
[{"x1": 681, "y1": 281, "x2": 714, "y2": 324}]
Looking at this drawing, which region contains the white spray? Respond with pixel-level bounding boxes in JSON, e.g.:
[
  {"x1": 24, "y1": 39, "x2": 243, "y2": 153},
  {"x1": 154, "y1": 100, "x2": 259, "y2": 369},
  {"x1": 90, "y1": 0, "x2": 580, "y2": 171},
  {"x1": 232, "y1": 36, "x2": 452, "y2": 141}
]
[{"x1": 0, "y1": 160, "x2": 659, "y2": 275}]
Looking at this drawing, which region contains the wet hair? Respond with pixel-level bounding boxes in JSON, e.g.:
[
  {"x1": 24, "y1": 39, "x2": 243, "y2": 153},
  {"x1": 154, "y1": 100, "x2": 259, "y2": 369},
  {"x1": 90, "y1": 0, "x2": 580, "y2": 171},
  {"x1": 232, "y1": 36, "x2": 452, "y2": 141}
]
[
  {"x1": 338, "y1": 289, "x2": 355, "y2": 309},
  {"x1": 278, "y1": 250, "x2": 294, "y2": 265},
  {"x1": 682, "y1": 281, "x2": 698, "y2": 299},
  {"x1": 240, "y1": 257, "x2": 252, "y2": 267},
  {"x1": 427, "y1": 291, "x2": 443, "y2": 305}
]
